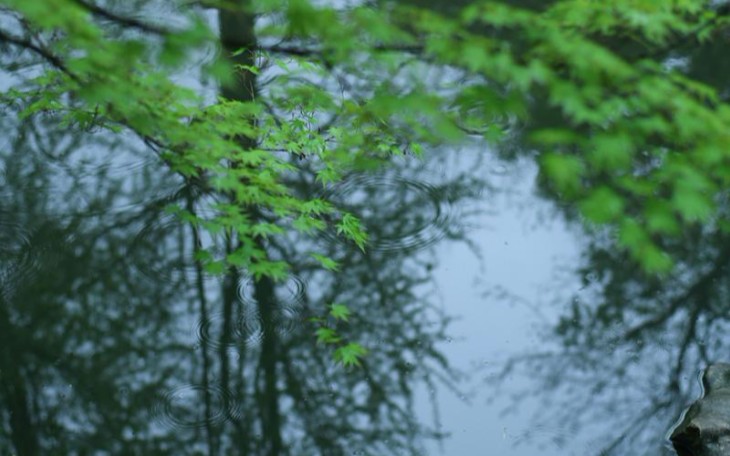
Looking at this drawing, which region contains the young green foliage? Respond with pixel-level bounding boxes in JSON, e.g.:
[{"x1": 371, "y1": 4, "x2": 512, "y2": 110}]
[
  {"x1": 309, "y1": 302, "x2": 366, "y2": 367},
  {"x1": 329, "y1": 303, "x2": 351, "y2": 322},
  {"x1": 334, "y1": 343, "x2": 369, "y2": 368}
]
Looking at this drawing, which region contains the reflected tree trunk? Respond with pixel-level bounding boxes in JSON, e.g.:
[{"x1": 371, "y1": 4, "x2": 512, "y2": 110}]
[
  {"x1": 0, "y1": 299, "x2": 38, "y2": 456},
  {"x1": 187, "y1": 190, "x2": 218, "y2": 455},
  {"x1": 218, "y1": 2, "x2": 283, "y2": 454},
  {"x1": 254, "y1": 275, "x2": 283, "y2": 455},
  {"x1": 0, "y1": 2, "x2": 473, "y2": 453}
]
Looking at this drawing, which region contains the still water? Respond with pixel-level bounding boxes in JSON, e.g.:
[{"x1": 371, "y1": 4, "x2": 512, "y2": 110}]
[{"x1": 0, "y1": 113, "x2": 702, "y2": 455}]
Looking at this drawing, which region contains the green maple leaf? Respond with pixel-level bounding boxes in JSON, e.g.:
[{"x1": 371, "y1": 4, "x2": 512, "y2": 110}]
[
  {"x1": 329, "y1": 303, "x2": 351, "y2": 321},
  {"x1": 310, "y1": 253, "x2": 339, "y2": 271},
  {"x1": 334, "y1": 343, "x2": 368, "y2": 367},
  {"x1": 315, "y1": 327, "x2": 340, "y2": 344}
]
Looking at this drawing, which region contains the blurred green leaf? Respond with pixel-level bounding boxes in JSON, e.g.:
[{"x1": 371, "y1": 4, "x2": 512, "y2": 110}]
[
  {"x1": 541, "y1": 153, "x2": 584, "y2": 196},
  {"x1": 333, "y1": 343, "x2": 368, "y2": 368},
  {"x1": 329, "y1": 303, "x2": 351, "y2": 322},
  {"x1": 589, "y1": 133, "x2": 633, "y2": 171},
  {"x1": 315, "y1": 327, "x2": 341, "y2": 345},
  {"x1": 672, "y1": 183, "x2": 714, "y2": 222},
  {"x1": 645, "y1": 201, "x2": 680, "y2": 235},
  {"x1": 310, "y1": 253, "x2": 339, "y2": 271},
  {"x1": 580, "y1": 187, "x2": 624, "y2": 224}
]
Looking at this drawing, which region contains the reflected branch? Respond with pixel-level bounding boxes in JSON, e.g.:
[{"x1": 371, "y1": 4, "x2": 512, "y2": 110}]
[
  {"x1": 72, "y1": 0, "x2": 170, "y2": 35},
  {"x1": 0, "y1": 27, "x2": 77, "y2": 80},
  {"x1": 621, "y1": 243, "x2": 730, "y2": 341}
]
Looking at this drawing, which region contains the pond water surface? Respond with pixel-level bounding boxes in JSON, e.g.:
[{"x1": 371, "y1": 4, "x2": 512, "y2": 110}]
[
  {"x1": 0, "y1": 5, "x2": 719, "y2": 456},
  {"x1": 0, "y1": 119, "x2": 699, "y2": 455}
]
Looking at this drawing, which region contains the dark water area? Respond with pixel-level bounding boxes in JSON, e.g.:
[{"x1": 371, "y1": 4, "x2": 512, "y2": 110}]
[
  {"x1": 0, "y1": 112, "x2": 479, "y2": 454},
  {"x1": 1, "y1": 109, "x2": 705, "y2": 456}
]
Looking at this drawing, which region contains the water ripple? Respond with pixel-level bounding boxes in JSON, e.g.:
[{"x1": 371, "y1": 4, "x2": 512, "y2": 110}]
[
  {"x1": 319, "y1": 174, "x2": 457, "y2": 253},
  {"x1": 129, "y1": 212, "x2": 190, "y2": 283},
  {"x1": 236, "y1": 274, "x2": 306, "y2": 309},
  {"x1": 150, "y1": 383, "x2": 240, "y2": 430},
  {"x1": 130, "y1": 207, "x2": 225, "y2": 283},
  {"x1": 197, "y1": 300, "x2": 263, "y2": 348},
  {"x1": 195, "y1": 275, "x2": 306, "y2": 348},
  {"x1": 0, "y1": 217, "x2": 40, "y2": 299}
]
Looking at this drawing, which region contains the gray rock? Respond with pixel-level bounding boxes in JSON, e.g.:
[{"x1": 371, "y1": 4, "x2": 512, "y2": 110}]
[{"x1": 671, "y1": 363, "x2": 730, "y2": 456}]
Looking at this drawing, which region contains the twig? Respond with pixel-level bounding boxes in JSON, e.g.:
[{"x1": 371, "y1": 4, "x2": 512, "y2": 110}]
[
  {"x1": 0, "y1": 27, "x2": 79, "y2": 81},
  {"x1": 72, "y1": 0, "x2": 170, "y2": 35}
]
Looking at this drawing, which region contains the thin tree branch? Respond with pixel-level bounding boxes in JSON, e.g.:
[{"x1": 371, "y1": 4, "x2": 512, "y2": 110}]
[
  {"x1": 72, "y1": 0, "x2": 170, "y2": 35},
  {"x1": 622, "y1": 243, "x2": 730, "y2": 341},
  {"x1": 260, "y1": 43, "x2": 424, "y2": 58},
  {"x1": 0, "y1": 28, "x2": 79, "y2": 81}
]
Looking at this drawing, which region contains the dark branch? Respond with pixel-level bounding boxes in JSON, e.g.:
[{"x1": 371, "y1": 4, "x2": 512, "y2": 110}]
[
  {"x1": 72, "y1": 0, "x2": 170, "y2": 35},
  {"x1": 259, "y1": 43, "x2": 423, "y2": 58},
  {"x1": 0, "y1": 28, "x2": 79, "y2": 81},
  {"x1": 621, "y1": 243, "x2": 730, "y2": 341}
]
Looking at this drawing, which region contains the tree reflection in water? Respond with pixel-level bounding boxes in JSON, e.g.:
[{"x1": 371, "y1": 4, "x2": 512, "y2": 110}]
[
  {"x1": 485, "y1": 221, "x2": 730, "y2": 455},
  {"x1": 0, "y1": 91, "x2": 489, "y2": 455},
  {"x1": 456, "y1": 1, "x2": 730, "y2": 453}
]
